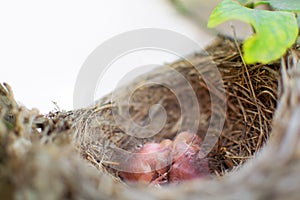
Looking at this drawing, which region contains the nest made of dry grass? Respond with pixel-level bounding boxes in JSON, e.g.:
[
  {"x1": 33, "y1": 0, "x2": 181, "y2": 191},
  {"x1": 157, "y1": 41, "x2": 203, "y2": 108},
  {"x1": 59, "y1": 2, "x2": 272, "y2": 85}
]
[
  {"x1": 1, "y1": 36, "x2": 299, "y2": 200},
  {"x1": 70, "y1": 36, "x2": 279, "y2": 178}
]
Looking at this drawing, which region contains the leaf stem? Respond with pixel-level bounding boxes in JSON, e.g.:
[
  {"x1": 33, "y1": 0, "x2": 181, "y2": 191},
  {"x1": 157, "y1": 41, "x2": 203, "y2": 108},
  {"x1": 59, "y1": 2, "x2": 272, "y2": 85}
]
[{"x1": 253, "y1": 1, "x2": 270, "y2": 8}]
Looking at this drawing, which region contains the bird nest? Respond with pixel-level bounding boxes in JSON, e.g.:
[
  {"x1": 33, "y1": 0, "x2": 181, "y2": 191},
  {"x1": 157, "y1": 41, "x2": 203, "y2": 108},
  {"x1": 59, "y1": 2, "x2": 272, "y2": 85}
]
[{"x1": 0, "y1": 36, "x2": 299, "y2": 199}]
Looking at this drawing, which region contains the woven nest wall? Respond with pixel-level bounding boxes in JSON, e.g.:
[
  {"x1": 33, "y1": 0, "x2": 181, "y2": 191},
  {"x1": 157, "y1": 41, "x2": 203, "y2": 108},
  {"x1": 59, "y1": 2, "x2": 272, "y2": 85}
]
[
  {"x1": 0, "y1": 36, "x2": 299, "y2": 200},
  {"x1": 74, "y1": 37, "x2": 279, "y2": 177}
]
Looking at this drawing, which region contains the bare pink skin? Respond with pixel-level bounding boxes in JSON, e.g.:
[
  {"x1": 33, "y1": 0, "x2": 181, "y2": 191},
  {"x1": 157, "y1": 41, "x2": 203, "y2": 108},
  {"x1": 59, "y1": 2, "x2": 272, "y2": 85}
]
[
  {"x1": 170, "y1": 132, "x2": 209, "y2": 183},
  {"x1": 120, "y1": 132, "x2": 209, "y2": 185},
  {"x1": 172, "y1": 132, "x2": 201, "y2": 160},
  {"x1": 119, "y1": 140, "x2": 173, "y2": 184}
]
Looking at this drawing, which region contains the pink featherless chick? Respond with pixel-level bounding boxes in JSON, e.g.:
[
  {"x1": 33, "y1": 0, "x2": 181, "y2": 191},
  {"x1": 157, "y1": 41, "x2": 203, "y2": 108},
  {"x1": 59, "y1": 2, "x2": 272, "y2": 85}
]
[
  {"x1": 119, "y1": 139, "x2": 173, "y2": 184},
  {"x1": 169, "y1": 131, "x2": 210, "y2": 183}
]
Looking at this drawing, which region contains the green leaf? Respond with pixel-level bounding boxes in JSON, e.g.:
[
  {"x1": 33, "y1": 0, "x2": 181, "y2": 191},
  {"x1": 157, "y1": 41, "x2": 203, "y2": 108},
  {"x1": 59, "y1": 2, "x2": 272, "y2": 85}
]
[
  {"x1": 265, "y1": 0, "x2": 300, "y2": 11},
  {"x1": 236, "y1": 0, "x2": 252, "y2": 5},
  {"x1": 4, "y1": 121, "x2": 14, "y2": 130},
  {"x1": 208, "y1": 0, "x2": 299, "y2": 64}
]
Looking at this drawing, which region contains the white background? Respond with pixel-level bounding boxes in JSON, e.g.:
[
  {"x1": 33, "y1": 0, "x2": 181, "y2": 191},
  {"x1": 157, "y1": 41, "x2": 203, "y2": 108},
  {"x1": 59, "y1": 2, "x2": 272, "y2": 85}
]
[{"x1": 0, "y1": 0, "x2": 215, "y2": 113}]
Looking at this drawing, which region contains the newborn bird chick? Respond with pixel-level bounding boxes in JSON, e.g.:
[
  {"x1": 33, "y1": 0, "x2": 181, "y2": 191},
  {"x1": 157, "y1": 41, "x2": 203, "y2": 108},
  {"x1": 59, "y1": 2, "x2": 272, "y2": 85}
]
[
  {"x1": 119, "y1": 139, "x2": 173, "y2": 184},
  {"x1": 120, "y1": 132, "x2": 209, "y2": 185},
  {"x1": 169, "y1": 132, "x2": 209, "y2": 183}
]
